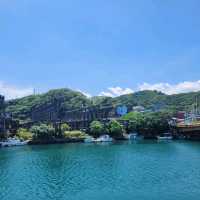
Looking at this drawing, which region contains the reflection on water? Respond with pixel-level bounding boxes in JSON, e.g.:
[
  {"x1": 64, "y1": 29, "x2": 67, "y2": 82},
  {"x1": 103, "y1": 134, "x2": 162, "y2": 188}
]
[{"x1": 0, "y1": 141, "x2": 200, "y2": 200}]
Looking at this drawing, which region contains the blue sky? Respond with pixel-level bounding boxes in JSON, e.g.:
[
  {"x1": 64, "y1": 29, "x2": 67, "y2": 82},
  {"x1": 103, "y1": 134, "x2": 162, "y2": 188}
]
[{"x1": 1, "y1": 0, "x2": 200, "y2": 99}]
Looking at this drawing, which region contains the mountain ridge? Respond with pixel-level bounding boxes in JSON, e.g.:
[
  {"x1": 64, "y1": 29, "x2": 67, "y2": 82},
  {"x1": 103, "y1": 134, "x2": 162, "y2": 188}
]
[{"x1": 3, "y1": 88, "x2": 200, "y2": 121}]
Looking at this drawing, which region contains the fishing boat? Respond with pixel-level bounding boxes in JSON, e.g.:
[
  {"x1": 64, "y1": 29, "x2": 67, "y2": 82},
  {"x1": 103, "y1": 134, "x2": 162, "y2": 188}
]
[
  {"x1": 95, "y1": 135, "x2": 113, "y2": 142},
  {"x1": 157, "y1": 133, "x2": 173, "y2": 140},
  {"x1": 0, "y1": 138, "x2": 29, "y2": 147}
]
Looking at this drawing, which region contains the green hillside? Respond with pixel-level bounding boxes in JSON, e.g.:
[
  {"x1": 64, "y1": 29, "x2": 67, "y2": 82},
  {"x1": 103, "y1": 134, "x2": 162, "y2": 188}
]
[
  {"x1": 6, "y1": 88, "x2": 92, "y2": 121},
  {"x1": 4, "y1": 88, "x2": 200, "y2": 121},
  {"x1": 99, "y1": 90, "x2": 200, "y2": 113}
]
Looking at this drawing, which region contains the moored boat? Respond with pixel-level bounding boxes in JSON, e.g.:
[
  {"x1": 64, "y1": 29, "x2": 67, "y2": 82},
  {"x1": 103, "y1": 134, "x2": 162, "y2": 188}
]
[
  {"x1": 157, "y1": 133, "x2": 173, "y2": 140},
  {"x1": 95, "y1": 135, "x2": 113, "y2": 142},
  {"x1": 84, "y1": 136, "x2": 95, "y2": 143},
  {"x1": 0, "y1": 138, "x2": 29, "y2": 147}
]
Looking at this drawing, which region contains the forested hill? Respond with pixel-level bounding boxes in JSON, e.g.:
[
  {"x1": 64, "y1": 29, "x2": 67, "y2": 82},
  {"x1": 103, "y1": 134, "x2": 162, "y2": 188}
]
[
  {"x1": 4, "y1": 88, "x2": 200, "y2": 121},
  {"x1": 99, "y1": 90, "x2": 200, "y2": 112},
  {"x1": 5, "y1": 88, "x2": 92, "y2": 121}
]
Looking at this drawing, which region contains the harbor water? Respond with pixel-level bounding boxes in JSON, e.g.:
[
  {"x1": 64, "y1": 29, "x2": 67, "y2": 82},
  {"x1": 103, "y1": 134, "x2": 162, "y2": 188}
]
[{"x1": 0, "y1": 141, "x2": 200, "y2": 200}]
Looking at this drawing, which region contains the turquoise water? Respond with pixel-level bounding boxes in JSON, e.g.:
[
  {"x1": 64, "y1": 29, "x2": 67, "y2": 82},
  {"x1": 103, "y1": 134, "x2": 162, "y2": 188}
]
[{"x1": 0, "y1": 141, "x2": 200, "y2": 200}]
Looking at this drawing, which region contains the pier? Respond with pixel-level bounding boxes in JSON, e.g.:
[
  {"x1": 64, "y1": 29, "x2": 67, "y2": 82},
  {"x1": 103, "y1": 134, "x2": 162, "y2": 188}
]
[{"x1": 171, "y1": 122, "x2": 200, "y2": 140}]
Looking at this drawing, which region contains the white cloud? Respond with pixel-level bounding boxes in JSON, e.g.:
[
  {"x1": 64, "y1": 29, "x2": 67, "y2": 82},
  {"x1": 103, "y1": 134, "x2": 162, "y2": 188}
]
[
  {"x1": 0, "y1": 82, "x2": 34, "y2": 100},
  {"x1": 99, "y1": 81, "x2": 200, "y2": 97},
  {"x1": 2, "y1": 80, "x2": 200, "y2": 100},
  {"x1": 77, "y1": 89, "x2": 92, "y2": 98},
  {"x1": 99, "y1": 87, "x2": 134, "y2": 97},
  {"x1": 138, "y1": 80, "x2": 200, "y2": 95}
]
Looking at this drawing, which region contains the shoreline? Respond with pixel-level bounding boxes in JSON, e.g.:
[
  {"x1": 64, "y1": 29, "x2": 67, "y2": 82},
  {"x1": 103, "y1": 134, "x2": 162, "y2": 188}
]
[
  {"x1": 1, "y1": 139, "x2": 200, "y2": 149},
  {"x1": 28, "y1": 138, "x2": 84, "y2": 145},
  {"x1": 2, "y1": 136, "x2": 200, "y2": 148},
  {"x1": 28, "y1": 137, "x2": 200, "y2": 146}
]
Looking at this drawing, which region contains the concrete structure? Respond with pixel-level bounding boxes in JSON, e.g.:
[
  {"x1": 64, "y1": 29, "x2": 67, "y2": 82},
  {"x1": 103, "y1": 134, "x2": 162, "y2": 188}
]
[
  {"x1": 132, "y1": 106, "x2": 145, "y2": 112},
  {"x1": 63, "y1": 105, "x2": 117, "y2": 129},
  {"x1": 171, "y1": 122, "x2": 200, "y2": 140},
  {"x1": 31, "y1": 103, "x2": 124, "y2": 130}
]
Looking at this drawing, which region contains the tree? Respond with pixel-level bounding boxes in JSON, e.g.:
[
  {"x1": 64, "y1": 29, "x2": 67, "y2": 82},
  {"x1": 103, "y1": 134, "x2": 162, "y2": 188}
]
[
  {"x1": 58, "y1": 123, "x2": 71, "y2": 137},
  {"x1": 16, "y1": 128, "x2": 32, "y2": 141},
  {"x1": 121, "y1": 111, "x2": 143, "y2": 121},
  {"x1": 90, "y1": 121, "x2": 104, "y2": 137},
  {"x1": 145, "y1": 112, "x2": 170, "y2": 134},
  {"x1": 128, "y1": 120, "x2": 137, "y2": 133},
  {"x1": 121, "y1": 111, "x2": 170, "y2": 137},
  {"x1": 122, "y1": 112, "x2": 145, "y2": 133},
  {"x1": 108, "y1": 120, "x2": 123, "y2": 138},
  {"x1": 61, "y1": 123, "x2": 70, "y2": 132},
  {"x1": 31, "y1": 124, "x2": 55, "y2": 141}
]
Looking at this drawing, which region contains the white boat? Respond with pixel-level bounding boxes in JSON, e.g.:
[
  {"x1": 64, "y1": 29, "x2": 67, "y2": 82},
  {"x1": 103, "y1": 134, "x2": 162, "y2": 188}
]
[
  {"x1": 84, "y1": 136, "x2": 95, "y2": 143},
  {"x1": 128, "y1": 133, "x2": 144, "y2": 140},
  {"x1": 0, "y1": 138, "x2": 29, "y2": 147},
  {"x1": 95, "y1": 135, "x2": 113, "y2": 142},
  {"x1": 157, "y1": 133, "x2": 173, "y2": 140}
]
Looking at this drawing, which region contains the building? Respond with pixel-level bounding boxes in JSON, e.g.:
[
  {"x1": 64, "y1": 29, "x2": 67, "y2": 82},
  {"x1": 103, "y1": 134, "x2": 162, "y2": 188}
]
[
  {"x1": 177, "y1": 111, "x2": 186, "y2": 120},
  {"x1": 132, "y1": 106, "x2": 145, "y2": 112}
]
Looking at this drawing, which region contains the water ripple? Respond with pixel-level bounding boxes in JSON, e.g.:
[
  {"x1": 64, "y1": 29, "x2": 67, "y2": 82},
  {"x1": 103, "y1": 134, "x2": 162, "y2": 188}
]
[{"x1": 1, "y1": 142, "x2": 200, "y2": 200}]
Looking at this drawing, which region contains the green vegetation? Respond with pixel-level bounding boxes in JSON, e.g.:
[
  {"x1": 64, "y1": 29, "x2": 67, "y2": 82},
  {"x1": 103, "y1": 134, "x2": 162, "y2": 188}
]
[
  {"x1": 89, "y1": 111, "x2": 170, "y2": 138},
  {"x1": 61, "y1": 123, "x2": 71, "y2": 132},
  {"x1": 29, "y1": 123, "x2": 86, "y2": 142},
  {"x1": 122, "y1": 111, "x2": 144, "y2": 121},
  {"x1": 6, "y1": 88, "x2": 91, "y2": 122},
  {"x1": 108, "y1": 120, "x2": 124, "y2": 138},
  {"x1": 59, "y1": 123, "x2": 71, "y2": 137},
  {"x1": 122, "y1": 112, "x2": 145, "y2": 133},
  {"x1": 97, "y1": 90, "x2": 200, "y2": 114},
  {"x1": 89, "y1": 121, "x2": 105, "y2": 137},
  {"x1": 16, "y1": 128, "x2": 32, "y2": 141},
  {"x1": 3, "y1": 88, "x2": 200, "y2": 141},
  {"x1": 64, "y1": 131, "x2": 87, "y2": 139},
  {"x1": 31, "y1": 124, "x2": 56, "y2": 141},
  {"x1": 91, "y1": 96, "x2": 112, "y2": 105},
  {"x1": 121, "y1": 111, "x2": 171, "y2": 136},
  {"x1": 89, "y1": 120, "x2": 123, "y2": 138},
  {"x1": 5, "y1": 89, "x2": 200, "y2": 123},
  {"x1": 141, "y1": 112, "x2": 170, "y2": 135}
]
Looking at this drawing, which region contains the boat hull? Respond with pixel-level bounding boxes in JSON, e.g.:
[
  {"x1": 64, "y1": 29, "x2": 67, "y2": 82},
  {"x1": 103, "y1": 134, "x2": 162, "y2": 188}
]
[{"x1": 157, "y1": 136, "x2": 173, "y2": 140}]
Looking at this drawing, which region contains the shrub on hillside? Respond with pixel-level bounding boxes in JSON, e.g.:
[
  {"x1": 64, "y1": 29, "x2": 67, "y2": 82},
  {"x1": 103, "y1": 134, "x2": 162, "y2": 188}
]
[
  {"x1": 61, "y1": 123, "x2": 70, "y2": 133},
  {"x1": 121, "y1": 111, "x2": 170, "y2": 135},
  {"x1": 31, "y1": 124, "x2": 55, "y2": 141},
  {"x1": 108, "y1": 120, "x2": 124, "y2": 138},
  {"x1": 16, "y1": 128, "x2": 32, "y2": 141},
  {"x1": 89, "y1": 121, "x2": 105, "y2": 137},
  {"x1": 64, "y1": 131, "x2": 87, "y2": 139}
]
